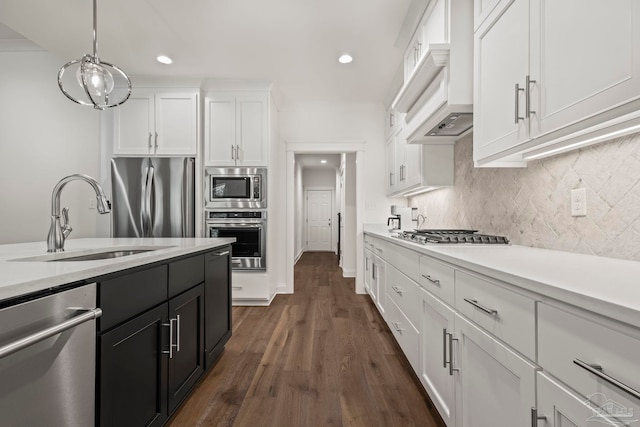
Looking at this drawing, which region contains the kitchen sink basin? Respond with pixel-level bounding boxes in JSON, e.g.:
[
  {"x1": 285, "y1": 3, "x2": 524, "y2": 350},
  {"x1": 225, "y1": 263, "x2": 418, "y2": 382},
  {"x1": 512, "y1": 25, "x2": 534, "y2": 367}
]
[{"x1": 9, "y1": 246, "x2": 175, "y2": 262}]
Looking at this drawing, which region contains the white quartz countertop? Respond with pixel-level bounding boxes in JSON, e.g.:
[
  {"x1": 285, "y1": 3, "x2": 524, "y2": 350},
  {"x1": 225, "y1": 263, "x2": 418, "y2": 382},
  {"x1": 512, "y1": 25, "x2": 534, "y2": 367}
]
[
  {"x1": 364, "y1": 224, "x2": 640, "y2": 328},
  {"x1": 0, "y1": 237, "x2": 235, "y2": 303}
]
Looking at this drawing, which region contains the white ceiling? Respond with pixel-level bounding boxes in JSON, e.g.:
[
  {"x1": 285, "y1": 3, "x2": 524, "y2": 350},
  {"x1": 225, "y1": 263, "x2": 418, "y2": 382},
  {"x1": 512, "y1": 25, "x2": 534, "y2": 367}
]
[
  {"x1": 0, "y1": 0, "x2": 413, "y2": 107},
  {"x1": 296, "y1": 154, "x2": 341, "y2": 170}
]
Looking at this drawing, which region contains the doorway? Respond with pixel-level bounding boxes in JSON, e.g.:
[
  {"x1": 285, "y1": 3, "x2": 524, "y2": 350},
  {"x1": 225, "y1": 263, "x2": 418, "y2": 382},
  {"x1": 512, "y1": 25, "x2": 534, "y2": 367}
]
[
  {"x1": 305, "y1": 189, "x2": 333, "y2": 252},
  {"x1": 284, "y1": 141, "x2": 366, "y2": 295}
]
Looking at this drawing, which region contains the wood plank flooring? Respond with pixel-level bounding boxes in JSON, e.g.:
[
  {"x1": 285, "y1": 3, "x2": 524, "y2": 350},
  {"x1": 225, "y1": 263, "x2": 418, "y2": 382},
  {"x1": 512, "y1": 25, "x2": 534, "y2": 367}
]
[{"x1": 168, "y1": 252, "x2": 445, "y2": 427}]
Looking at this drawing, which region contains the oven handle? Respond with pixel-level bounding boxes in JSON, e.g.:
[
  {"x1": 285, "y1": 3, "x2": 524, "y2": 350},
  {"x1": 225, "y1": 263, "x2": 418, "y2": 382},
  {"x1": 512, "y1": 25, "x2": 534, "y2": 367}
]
[{"x1": 207, "y1": 224, "x2": 263, "y2": 229}]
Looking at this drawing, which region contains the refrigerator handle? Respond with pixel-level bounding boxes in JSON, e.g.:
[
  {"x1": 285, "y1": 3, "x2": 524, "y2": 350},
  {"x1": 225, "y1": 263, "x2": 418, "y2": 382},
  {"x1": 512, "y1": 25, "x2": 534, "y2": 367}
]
[
  {"x1": 147, "y1": 165, "x2": 155, "y2": 236},
  {"x1": 183, "y1": 158, "x2": 195, "y2": 237},
  {"x1": 142, "y1": 165, "x2": 154, "y2": 237}
]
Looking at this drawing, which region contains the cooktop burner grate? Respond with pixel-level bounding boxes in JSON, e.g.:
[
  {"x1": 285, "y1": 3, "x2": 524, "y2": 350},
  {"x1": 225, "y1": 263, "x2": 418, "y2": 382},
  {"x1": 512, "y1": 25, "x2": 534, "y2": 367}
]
[{"x1": 396, "y1": 229, "x2": 509, "y2": 244}]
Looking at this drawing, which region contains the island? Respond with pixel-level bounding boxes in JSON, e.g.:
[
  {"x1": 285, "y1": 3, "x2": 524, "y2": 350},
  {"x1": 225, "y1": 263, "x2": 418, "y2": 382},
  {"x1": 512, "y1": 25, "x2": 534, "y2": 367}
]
[{"x1": 0, "y1": 237, "x2": 235, "y2": 426}]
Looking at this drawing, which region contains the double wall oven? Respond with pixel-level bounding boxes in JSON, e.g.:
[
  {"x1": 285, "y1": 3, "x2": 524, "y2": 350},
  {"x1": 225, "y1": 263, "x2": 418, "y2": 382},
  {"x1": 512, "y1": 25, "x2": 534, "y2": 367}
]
[{"x1": 205, "y1": 168, "x2": 267, "y2": 271}]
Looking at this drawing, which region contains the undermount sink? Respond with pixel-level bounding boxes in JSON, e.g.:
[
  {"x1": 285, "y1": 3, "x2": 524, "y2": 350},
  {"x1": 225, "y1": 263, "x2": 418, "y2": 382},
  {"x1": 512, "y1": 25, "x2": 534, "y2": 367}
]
[{"x1": 10, "y1": 246, "x2": 175, "y2": 262}]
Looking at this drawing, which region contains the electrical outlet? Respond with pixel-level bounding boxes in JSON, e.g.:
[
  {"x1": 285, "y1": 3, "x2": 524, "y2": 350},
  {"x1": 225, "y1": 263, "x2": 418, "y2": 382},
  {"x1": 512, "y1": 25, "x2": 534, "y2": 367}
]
[
  {"x1": 89, "y1": 197, "x2": 96, "y2": 210},
  {"x1": 571, "y1": 188, "x2": 587, "y2": 217}
]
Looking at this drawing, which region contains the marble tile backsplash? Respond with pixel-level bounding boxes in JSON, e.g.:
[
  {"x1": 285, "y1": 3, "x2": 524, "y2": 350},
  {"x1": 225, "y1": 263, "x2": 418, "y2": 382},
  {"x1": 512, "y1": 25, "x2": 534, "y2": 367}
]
[{"x1": 409, "y1": 132, "x2": 640, "y2": 261}]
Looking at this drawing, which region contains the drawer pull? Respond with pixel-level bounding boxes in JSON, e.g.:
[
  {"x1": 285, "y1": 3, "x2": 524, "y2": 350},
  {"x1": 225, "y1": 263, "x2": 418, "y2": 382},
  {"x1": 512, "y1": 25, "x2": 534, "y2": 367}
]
[
  {"x1": 392, "y1": 322, "x2": 404, "y2": 334},
  {"x1": 375, "y1": 247, "x2": 383, "y2": 253},
  {"x1": 464, "y1": 298, "x2": 498, "y2": 316},
  {"x1": 530, "y1": 408, "x2": 546, "y2": 426},
  {"x1": 573, "y1": 358, "x2": 640, "y2": 401},
  {"x1": 232, "y1": 286, "x2": 243, "y2": 290},
  {"x1": 445, "y1": 331, "x2": 459, "y2": 376},
  {"x1": 391, "y1": 286, "x2": 403, "y2": 295},
  {"x1": 422, "y1": 274, "x2": 440, "y2": 286},
  {"x1": 442, "y1": 329, "x2": 448, "y2": 368}
]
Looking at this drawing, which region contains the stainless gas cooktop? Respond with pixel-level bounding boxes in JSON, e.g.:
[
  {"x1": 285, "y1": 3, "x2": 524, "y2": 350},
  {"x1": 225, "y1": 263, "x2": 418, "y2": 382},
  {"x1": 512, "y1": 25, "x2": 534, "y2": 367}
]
[{"x1": 395, "y1": 229, "x2": 509, "y2": 245}]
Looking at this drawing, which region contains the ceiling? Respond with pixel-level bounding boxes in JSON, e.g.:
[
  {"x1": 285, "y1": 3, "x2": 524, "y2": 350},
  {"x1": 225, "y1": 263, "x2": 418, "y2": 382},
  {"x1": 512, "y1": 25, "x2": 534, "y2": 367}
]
[
  {"x1": 0, "y1": 0, "x2": 413, "y2": 107},
  {"x1": 296, "y1": 154, "x2": 342, "y2": 170}
]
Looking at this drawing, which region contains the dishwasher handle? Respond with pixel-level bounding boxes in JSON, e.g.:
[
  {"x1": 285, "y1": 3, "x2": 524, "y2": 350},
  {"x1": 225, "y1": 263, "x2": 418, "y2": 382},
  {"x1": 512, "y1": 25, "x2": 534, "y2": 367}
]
[{"x1": 0, "y1": 308, "x2": 102, "y2": 359}]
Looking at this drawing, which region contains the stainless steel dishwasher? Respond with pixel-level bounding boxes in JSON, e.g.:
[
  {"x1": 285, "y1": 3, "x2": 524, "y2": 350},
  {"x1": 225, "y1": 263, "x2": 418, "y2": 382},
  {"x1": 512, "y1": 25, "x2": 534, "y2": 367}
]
[{"x1": 0, "y1": 283, "x2": 101, "y2": 427}]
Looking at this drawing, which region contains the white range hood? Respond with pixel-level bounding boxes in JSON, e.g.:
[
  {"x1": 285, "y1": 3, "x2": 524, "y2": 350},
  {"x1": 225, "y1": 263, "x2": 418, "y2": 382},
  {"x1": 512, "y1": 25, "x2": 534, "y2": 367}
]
[{"x1": 391, "y1": 0, "x2": 473, "y2": 145}]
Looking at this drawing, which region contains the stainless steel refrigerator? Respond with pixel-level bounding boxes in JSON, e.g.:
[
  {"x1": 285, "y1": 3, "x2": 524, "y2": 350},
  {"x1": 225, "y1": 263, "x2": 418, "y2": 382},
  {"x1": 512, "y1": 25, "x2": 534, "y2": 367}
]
[{"x1": 111, "y1": 157, "x2": 195, "y2": 238}]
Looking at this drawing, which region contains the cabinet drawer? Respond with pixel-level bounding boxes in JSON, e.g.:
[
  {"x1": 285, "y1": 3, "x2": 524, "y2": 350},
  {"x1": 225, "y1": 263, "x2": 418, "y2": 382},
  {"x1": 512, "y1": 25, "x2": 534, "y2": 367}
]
[
  {"x1": 385, "y1": 243, "x2": 420, "y2": 282},
  {"x1": 231, "y1": 282, "x2": 268, "y2": 301},
  {"x1": 99, "y1": 265, "x2": 168, "y2": 331},
  {"x1": 364, "y1": 235, "x2": 387, "y2": 259},
  {"x1": 418, "y1": 255, "x2": 455, "y2": 306},
  {"x1": 386, "y1": 297, "x2": 420, "y2": 373},
  {"x1": 168, "y1": 254, "x2": 204, "y2": 298},
  {"x1": 455, "y1": 271, "x2": 535, "y2": 360},
  {"x1": 386, "y1": 265, "x2": 420, "y2": 329},
  {"x1": 539, "y1": 303, "x2": 640, "y2": 412}
]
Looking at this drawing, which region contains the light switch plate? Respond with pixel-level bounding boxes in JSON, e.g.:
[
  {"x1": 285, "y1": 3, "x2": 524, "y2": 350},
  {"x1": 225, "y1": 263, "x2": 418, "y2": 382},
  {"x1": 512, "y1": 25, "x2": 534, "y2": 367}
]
[{"x1": 571, "y1": 188, "x2": 587, "y2": 217}]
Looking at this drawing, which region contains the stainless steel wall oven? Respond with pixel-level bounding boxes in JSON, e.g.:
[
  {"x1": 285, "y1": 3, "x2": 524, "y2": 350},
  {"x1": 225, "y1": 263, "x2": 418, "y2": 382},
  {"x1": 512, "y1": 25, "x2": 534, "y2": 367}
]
[
  {"x1": 205, "y1": 167, "x2": 266, "y2": 209},
  {"x1": 206, "y1": 211, "x2": 266, "y2": 271}
]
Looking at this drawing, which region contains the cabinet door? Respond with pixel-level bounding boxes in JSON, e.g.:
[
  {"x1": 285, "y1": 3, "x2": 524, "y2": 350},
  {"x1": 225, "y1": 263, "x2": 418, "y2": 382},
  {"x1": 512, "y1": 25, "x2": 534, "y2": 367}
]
[
  {"x1": 99, "y1": 304, "x2": 168, "y2": 427},
  {"x1": 155, "y1": 92, "x2": 197, "y2": 156},
  {"x1": 454, "y1": 314, "x2": 537, "y2": 427},
  {"x1": 204, "y1": 249, "x2": 231, "y2": 368},
  {"x1": 385, "y1": 136, "x2": 397, "y2": 195},
  {"x1": 473, "y1": 0, "x2": 530, "y2": 163},
  {"x1": 531, "y1": 0, "x2": 640, "y2": 139},
  {"x1": 113, "y1": 90, "x2": 155, "y2": 155},
  {"x1": 364, "y1": 249, "x2": 373, "y2": 294},
  {"x1": 536, "y1": 372, "x2": 623, "y2": 427},
  {"x1": 236, "y1": 94, "x2": 268, "y2": 166},
  {"x1": 421, "y1": 289, "x2": 456, "y2": 427},
  {"x1": 403, "y1": 140, "x2": 422, "y2": 190},
  {"x1": 395, "y1": 131, "x2": 407, "y2": 189},
  {"x1": 374, "y1": 256, "x2": 386, "y2": 316},
  {"x1": 204, "y1": 94, "x2": 236, "y2": 166},
  {"x1": 168, "y1": 284, "x2": 205, "y2": 413}
]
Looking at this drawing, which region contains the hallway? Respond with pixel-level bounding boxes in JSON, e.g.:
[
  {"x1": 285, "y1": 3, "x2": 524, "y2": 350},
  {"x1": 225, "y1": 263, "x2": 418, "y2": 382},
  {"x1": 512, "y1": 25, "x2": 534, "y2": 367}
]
[{"x1": 168, "y1": 252, "x2": 443, "y2": 426}]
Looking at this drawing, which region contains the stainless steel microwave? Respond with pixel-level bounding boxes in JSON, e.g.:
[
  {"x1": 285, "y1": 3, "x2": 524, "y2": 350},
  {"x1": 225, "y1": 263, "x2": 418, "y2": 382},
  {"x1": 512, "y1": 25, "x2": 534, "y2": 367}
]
[{"x1": 205, "y1": 167, "x2": 267, "y2": 209}]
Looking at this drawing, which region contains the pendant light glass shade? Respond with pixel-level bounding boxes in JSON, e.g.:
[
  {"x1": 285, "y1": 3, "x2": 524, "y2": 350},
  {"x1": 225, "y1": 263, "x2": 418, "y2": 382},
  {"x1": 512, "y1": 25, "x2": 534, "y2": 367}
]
[{"x1": 58, "y1": 0, "x2": 131, "y2": 110}]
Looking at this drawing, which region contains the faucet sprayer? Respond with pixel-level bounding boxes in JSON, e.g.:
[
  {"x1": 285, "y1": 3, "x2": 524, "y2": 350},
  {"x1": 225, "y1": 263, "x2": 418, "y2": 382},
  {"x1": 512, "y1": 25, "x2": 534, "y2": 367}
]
[{"x1": 47, "y1": 174, "x2": 111, "y2": 252}]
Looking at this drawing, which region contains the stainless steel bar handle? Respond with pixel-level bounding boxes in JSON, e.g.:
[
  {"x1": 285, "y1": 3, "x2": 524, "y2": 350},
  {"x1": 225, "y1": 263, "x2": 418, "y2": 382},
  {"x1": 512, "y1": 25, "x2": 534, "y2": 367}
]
[
  {"x1": 372, "y1": 264, "x2": 377, "y2": 280},
  {"x1": 231, "y1": 144, "x2": 235, "y2": 160},
  {"x1": 573, "y1": 358, "x2": 640, "y2": 401},
  {"x1": 515, "y1": 83, "x2": 525, "y2": 124},
  {"x1": 236, "y1": 144, "x2": 241, "y2": 162},
  {"x1": 392, "y1": 286, "x2": 403, "y2": 295},
  {"x1": 213, "y1": 250, "x2": 230, "y2": 256},
  {"x1": 148, "y1": 132, "x2": 153, "y2": 150},
  {"x1": 531, "y1": 408, "x2": 546, "y2": 426},
  {"x1": 447, "y1": 332, "x2": 459, "y2": 376},
  {"x1": 0, "y1": 308, "x2": 102, "y2": 360},
  {"x1": 464, "y1": 298, "x2": 498, "y2": 316},
  {"x1": 389, "y1": 172, "x2": 394, "y2": 187},
  {"x1": 422, "y1": 274, "x2": 441, "y2": 286},
  {"x1": 154, "y1": 132, "x2": 159, "y2": 151},
  {"x1": 526, "y1": 75, "x2": 536, "y2": 118},
  {"x1": 443, "y1": 328, "x2": 448, "y2": 368},
  {"x1": 176, "y1": 315, "x2": 181, "y2": 352},
  {"x1": 162, "y1": 318, "x2": 175, "y2": 359},
  {"x1": 392, "y1": 322, "x2": 404, "y2": 333}
]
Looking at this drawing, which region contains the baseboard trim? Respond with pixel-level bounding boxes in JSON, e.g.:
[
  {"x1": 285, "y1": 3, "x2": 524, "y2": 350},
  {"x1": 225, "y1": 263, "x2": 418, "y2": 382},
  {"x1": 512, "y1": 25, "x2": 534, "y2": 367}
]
[
  {"x1": 294, "y1": 250, "x2": 303, "y2": 264},
  {"x1": 342, "y1": 268, "x2": 356, "y2": 278}
]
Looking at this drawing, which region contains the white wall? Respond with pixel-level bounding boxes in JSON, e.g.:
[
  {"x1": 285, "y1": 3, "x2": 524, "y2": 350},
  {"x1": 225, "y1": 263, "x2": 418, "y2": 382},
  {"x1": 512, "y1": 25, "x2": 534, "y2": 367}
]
[
  {"x1": 342, "y1": 153, "x2": 357, "y2": 277},
  {"x1": 0, "y1": 48, "x2": 102, "y2": 244},
  {"x1": 302, "y1": 168, "x2": 336, "y2": 188},
  {"x1": 293, "y1": 161, "x2": 304, "y2": 261}
]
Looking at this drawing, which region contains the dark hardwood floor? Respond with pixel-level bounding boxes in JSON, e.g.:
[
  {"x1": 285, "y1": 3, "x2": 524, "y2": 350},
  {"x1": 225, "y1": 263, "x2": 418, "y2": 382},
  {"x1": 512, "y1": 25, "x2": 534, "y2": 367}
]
[{"x1": 168, "y1": 252, "x2": 445, "y2": 427}]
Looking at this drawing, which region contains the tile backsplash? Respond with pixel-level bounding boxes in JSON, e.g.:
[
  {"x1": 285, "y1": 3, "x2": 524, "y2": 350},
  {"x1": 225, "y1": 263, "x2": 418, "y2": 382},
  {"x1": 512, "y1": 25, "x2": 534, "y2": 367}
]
[{"x1": 409, "y1": 132, "x2": 640, "y2": 261}]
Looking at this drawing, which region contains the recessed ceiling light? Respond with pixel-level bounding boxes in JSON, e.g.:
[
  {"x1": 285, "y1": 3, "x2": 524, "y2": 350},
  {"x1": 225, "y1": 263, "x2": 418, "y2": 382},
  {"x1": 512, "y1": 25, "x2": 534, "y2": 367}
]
[
  {"x1": 156, "y1": 55, "x2": 173, "y2": 65},
  {"x1": 338, "y1": 54, "x2": 353, "y2": 64},
  {"x1": 321, "y1": 160, "x2": 327, "y2": 164}
]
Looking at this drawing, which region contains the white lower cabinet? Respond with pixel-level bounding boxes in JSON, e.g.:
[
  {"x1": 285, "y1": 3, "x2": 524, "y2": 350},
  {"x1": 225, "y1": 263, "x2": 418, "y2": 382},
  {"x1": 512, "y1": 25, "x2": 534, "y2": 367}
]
[
  {"x1": 364, "y1": 248, "x2": 373, "y2": 295},
  {"x1": 420, "y1": 287, "x2": 456, "y2": 427},
  {"x1": 535, "y1": 372, "x2": 624, "y2": 427},
  {"x1": 386, "y1": 296, "x2": 420, "y2": 372},
  {"x1": 372, "y1": 254, "x2": 386, "y2": 316},
  {"x1": 454, "y1": 314, "x2": 538, "y2": 427}
]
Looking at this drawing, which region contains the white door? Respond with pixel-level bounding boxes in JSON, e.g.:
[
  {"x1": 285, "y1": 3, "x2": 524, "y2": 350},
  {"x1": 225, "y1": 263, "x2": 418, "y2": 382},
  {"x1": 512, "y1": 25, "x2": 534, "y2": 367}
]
[
  {"x1": 473, "y1": 0, "x2": 530, "y2": 162},
  {"x1": 531, "y1": 0, "x2": 640, "y2": 139},
  {"x1": 113, "y1": 90, "x2": 155, "y2": 155},
  {"x1": 421, "y1": 288, "x2": 456, "y2": 427},
  {"x1": 455, "y1": 314, "x2": 537, "y2": 427},
  {"x1": 204, "y1": 94, "x2": 236, "y2": 166},
  {"x1": 306, "y1": 190, "x2": 332, "y2": 251},
  {"x1": 236, "y1": 94, "x2": 267, "y2": 167},
  {"x1": 154, "y1": 92, "x2": 197, "y2": 156}
]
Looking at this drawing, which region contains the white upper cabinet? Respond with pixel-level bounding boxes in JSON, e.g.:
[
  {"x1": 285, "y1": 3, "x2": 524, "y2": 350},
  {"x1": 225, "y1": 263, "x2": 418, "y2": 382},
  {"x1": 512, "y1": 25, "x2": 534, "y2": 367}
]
[
  {"x1": 113, "y1": 89, "x2": 198, "y2": 156},
  {"x1": 474, "y1": 0, "x2": 640, "y2": 166},
  {"x1": 204, "y1": 92, "x2": 268, "y2": 167}
]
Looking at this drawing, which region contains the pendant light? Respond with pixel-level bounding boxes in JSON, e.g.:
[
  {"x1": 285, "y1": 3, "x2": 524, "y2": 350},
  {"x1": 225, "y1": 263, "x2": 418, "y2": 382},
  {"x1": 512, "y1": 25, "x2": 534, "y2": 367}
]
[{"x1": 57, "y1": 0, "x2": 131, "y2": 110}]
